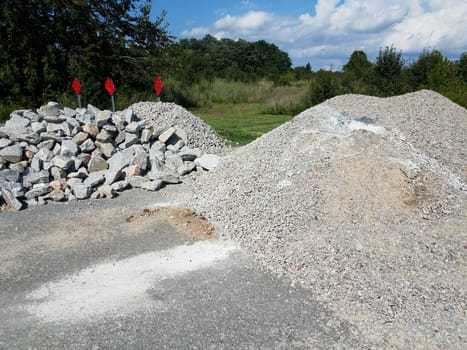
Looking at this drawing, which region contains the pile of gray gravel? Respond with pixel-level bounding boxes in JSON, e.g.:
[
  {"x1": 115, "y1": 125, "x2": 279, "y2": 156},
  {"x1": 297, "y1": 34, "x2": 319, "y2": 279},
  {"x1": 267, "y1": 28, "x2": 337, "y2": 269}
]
[
  {"x1": 188, "y1": 90, "x2": 466, "y2": 349},
  {"x1": 129, "y1": 102, "x2": 224, "y2": 152}
]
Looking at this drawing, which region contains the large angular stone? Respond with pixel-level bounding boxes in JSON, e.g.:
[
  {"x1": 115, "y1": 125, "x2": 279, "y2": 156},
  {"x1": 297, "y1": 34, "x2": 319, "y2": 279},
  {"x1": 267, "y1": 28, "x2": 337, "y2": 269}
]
[
  {"x1": 149, "y1": 141, "x2": 166, "y2": 162},
  {"x1": 96, "y1": 130, "x2": 112, "y2": 143},
  {"x1": 130, "y1": 149, "x2": 149, "y2": 172},
  {"x1": 38, "y1": 102, "x2": 61, "y2": 117},
  {"x1": 140, "y1": 180, "x2": 163, "y2": 192},
  {"x1": 0, "y1": 169, "x2": 21, "y2": 183},
  {"x1": 1, "y1": 188, "x2": 23, "y2": 210},
  {"x1": 178, "y1": 161, "x2": 196, "y2": 176},
  {"x1": 60, "y1": 139, "x2": 79, "y2": 157},
  {"x1": 158, "y1": 127, "x2": 176, "y2": 143},
  {"x1": 25, "y1": 183, "x2": 52, "y2": 199},
  {"x1": 111, "y1": 180, "x2": 129, "y2": 192},
  {"x1": 0, "y1": 180, "x2": 25, "y2": 198},
  {"x1": 50, "y1": 166, "x2": 67, "y2": 180},
  {"x1": 52, "y1": 155, "x2": 74, "y2": 170},
  {"x1": 80, "y1": 138, "x2": 96, "y2": 153},
  {"x1": 23, "y1": 169, "x2": 50, "y2": 188},
  {"x1": 0, "y1": 139, "x2": 12, "y2": 149},
  {"x1": 195, "y1": 154, "x2": 221, "y2": 171},
  {"x1": 99, "y1": 142, "x2": 115, "y2": 158},
  {"x1": 179, "y1": 146, "x2": 201, "y2": 161},
  {"x1": 87, "y1": 155, "x2": 108, "y2": 173},
  {"x1": 0, "y1": 144, "x2": 23, "y2": 163},
  {"x1": 96, "y1": 111, "x2": 112, "y2": 128},
  {"x1": 34, "y1": 148, "x2": 54, "y2": 162},
  {"x1": 83, "y1": 172, "x2": 105, "y2": 187},
  {"x1": 5, "y1": 114, "x2": 30, "y2": 129},
  {"x1": 73, "y1": 131, "x2": 89, "y2": 145},
  {"x1": 122, "y1": 132, "x2": 139, "y2": 149},
  {"x1": 83, "y1": 123, "x2": 99, "y2": 138},
  {"x1": 104, "y1": 152, "x2": 131, "y2": 185},
  {"x1": 9, "y1": 161, "x2": 28, "y2": 173},
  {"x1": 37, "y1": 139, "x2": 55, "y2": 150},
  {"x1": 71, "y1": 183, "x2": 92, "y2": 200},
  {"x1": 23, "y1": 110, "x2": 41, "y2": 122},
  {"x1": 165, "y1": 154, "x2": 184, "y2": 172},
  {"x1": 31, "y1": 121, "x2": 47, "y2": 134}
]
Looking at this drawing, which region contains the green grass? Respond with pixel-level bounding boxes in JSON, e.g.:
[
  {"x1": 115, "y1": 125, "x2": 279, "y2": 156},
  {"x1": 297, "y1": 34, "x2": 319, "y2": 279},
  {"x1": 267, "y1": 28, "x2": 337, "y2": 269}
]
[{"x1": 191, "y1": 103, "x2": 294, "y2": 145}]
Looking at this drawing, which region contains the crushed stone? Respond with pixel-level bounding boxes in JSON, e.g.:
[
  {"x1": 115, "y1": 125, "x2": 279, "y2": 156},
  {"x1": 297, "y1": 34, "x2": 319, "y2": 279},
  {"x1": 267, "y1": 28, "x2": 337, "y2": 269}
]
[{"x1": 185, "y1": 90, "x2": 466, "y2": 349}]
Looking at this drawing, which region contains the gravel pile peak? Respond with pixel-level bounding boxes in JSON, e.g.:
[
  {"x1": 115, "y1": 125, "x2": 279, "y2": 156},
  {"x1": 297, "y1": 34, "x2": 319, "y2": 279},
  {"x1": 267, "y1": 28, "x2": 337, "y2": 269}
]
[
  {"x1": 189, "y1": 90, "x2": 466, "y2": 349},
  {"x1": 129, "y1": 102, "x2": 224, "y2": 152}
]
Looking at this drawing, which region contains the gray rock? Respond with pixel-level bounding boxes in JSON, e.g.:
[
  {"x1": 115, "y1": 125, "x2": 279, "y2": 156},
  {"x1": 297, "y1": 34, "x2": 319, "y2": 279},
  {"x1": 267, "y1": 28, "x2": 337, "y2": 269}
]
[
  {"x1": 63, "y1": 107, "x2": 77, "y2": 117},
  {"x1": 178, "y1": 161, "x2": 197, "y2": 176},
  {"x1": 60, "y1": 139, "x2": 79, "y2": 157},
  {"x1": 87, "y1": 104, "x2": 101, "y2": 117},
  {"x1": 165, "y1": 154, "x2": 184, "y2": 172},
  {"x1": 103, "y1": 124, "x2": 118, "y2": 135},
  {"x1": 50, "y1": 166, "x2": 67, "y2": 180},
  {"x1": 0, "y1": 169, "x2": 21, "y2": 183},
  {"x1": 79, "y1": 138, "x2": 96, "y2": 153},
  {"x1": 195, "y1": 154, "x2": 221, "y2": 171},
  {"x1": 44, "y1": 115, "x2": 66, "y2": 123},
  {"x1": 96, "y1": 111, "x2": 112, "y2": 128},
  {"x1": 87, "y1": 155, "x2": 108, "y2": 173},
  {"x1": 99, "y1": 142, "x2": 115, "y2": 158},
  {"x1": 38, "y1": 102, "x2": 62, "y2": 117},
  {"x1": 83, "y1": 172, "x2": 105, "y2": 187},
  {"x1": 0, "y1": 180, "x2": 25, "y2": 198},
  {"x1": 122, "y1": 132, "x2": 139, "y2": 148},
  {"x1": 124, "y1": 108, "x2": 135, "y2": 124},
  {"x1": 0, "y1": 138, "x2": 13, "y2": 149},
  {"x1": 25, "y1": 183, "x2": 52, "y2": 199},
  {"x1": 96, "y1": 184, "x2": 115, "y2": 198},
  {"x1": 1, "y1": 188, "x2": 23, "y2": 210},
  {"x1": 111, "y1": 180, "x2": 129, "y2": 192},
  {"x1": 130, "y1": 149, "x2": 149, "y2": 172},
  {"x1": 31, "y1": 121, "x2": 47, "y2": 134},
  {"x1": 34, "y1": 148, "x2": 54, "y2": 162},
  {"x1": 128, "y1": 176, "x2": 147, "y2": 188},
  {"x1": 23, "y1": 169, "x2": 50, "y2": 188},
  {"x1": 45, "y1": 121, "x2": 62, "y2": 133},
  {"x1": 31, "y1": 157, "x2": 43, "y2": 172},
  {"x1": 115, "y1": 131, "x2": 126, "y2": 145},
  {"x1": 52, "y1": 155, "x2": 74, "y2": 170},
  {"x1": 104, "y1": 152, "x2": 131, "y2": 185},
  {"x1": 140, "y1": 180, "x2": 163, "y2": 192},
  {"x1": 71, "y1": 183, "x2": 92, "y2": 200},
  {"x1": 23, "y1": 110, "x2": 41, "y2": 122},
  {"x1": 149, "y1": 141, "x2": 166, "y2": 162},
  {"x1": 5, "y1": 114, "x2": 31, "y2": 129},
  {"x1": 40, "y1": 132, "x2": 62, "y2": 142},
  {"x1": 141, "y1": 128, "x2": 153, "y2": 143},
  {"x1": 38, "y1": 139, "x2": 55, "y2": 150},
  {"x1": 0, "y1": 144, "x2": 23, "y2": 163},
  {"x1": 9, "y1": 161, "x2": 29, "y2": 173},
  {"x1": 179, "y1": 146, "x2": 201, "y2": 161}
]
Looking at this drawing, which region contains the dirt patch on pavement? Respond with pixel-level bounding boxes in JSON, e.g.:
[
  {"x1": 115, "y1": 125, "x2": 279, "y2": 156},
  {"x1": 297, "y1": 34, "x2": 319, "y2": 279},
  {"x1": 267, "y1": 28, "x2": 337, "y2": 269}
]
[{"x1": 125, "y1": 207, "x2": 214, "y2": 239}]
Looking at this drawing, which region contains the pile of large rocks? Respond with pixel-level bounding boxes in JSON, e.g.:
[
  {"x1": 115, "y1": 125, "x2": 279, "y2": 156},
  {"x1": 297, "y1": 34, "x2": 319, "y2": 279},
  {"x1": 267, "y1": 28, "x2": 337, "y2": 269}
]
[{"x1": 0, "y1": 102, "x2": 221, "y2": 211}]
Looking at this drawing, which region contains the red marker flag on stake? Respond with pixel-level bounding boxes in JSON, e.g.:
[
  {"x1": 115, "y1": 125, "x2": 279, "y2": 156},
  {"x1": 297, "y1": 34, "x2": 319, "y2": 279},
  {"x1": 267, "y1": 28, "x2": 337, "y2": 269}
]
[
  {"x1": 154, "y1": 75, "x2": 163, "y2": 101},
  {"x1": 71, "y1": 77, "x2": 82, "y2": 108},
  {"x1": 105, "y1": 78, "x2": 116, "y2": 112},
  {"x1": 72, "y1": 77, "x2": 81, "y2": 95},
  {"x1": 105, "y1": 78, "x2": 115, "y2": 96}
]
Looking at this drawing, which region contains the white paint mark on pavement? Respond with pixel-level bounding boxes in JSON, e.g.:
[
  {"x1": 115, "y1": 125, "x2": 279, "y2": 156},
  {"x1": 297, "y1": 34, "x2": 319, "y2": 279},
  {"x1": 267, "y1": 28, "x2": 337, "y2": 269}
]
[{"x1": 25, "y1": 240, "x2": 239, "y2": 322}]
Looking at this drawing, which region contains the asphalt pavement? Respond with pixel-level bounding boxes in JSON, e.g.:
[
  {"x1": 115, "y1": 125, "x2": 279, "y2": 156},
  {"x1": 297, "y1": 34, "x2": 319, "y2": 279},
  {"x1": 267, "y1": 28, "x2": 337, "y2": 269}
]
[{"x1": 0, "y1": 189, "x2": 366, "y2": 349}]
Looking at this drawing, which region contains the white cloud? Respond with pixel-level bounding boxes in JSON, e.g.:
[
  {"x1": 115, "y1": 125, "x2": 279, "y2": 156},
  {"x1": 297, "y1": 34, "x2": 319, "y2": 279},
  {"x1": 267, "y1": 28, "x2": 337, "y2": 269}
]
[{"x1": 181, "y1": 0, "x2": 467, "y2": 68}]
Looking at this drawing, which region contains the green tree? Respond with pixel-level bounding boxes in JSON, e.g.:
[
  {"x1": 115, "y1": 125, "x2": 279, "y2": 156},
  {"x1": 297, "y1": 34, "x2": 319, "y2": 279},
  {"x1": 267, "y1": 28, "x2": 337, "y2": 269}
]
[
  {"x1": 409, "y1": 49, "x2": 444, "y2": 87},
  {"x1": 342, "y1": 50, "x2": 375, "y2": 94},
  {"x1": 459, "y1": 52, "x2": 467, "y2": 82},
  {"x1": 0, "y1": 0, "x2": 172, "y2": 107},
  {"x1": 374, "y1": 45, "x2": 406, "y2": 96}
]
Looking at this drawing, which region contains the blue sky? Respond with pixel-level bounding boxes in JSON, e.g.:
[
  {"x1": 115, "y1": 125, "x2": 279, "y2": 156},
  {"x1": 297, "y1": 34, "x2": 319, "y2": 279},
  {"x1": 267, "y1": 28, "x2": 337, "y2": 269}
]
[{"x1": 151, "y1": 0, "x2": 467, "y2": 70}]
